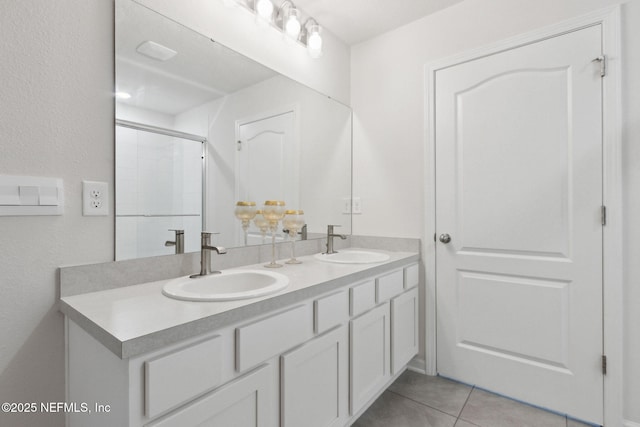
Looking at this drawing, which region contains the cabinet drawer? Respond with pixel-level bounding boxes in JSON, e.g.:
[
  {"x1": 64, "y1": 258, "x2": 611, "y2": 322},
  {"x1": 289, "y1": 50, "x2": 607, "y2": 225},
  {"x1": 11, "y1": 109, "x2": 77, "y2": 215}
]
[
  {"x1": 350, "y1": 280, "x2": 376, "y2": 317},
  {"x1": 376, "y1": 270, "x2": 404, "y2": 303},
  {"x1": 314, "y1": 291, "x2": 349, "y2": 334},
  {"x1": 236, "y1": 305, "x2": 313, "y2": 372},
  {"x1": 145, "y1": 336, "x2": 222, "y2": 418},
  {"x1": 404, "y1": 264, "x2": 419, "y2": 289}
]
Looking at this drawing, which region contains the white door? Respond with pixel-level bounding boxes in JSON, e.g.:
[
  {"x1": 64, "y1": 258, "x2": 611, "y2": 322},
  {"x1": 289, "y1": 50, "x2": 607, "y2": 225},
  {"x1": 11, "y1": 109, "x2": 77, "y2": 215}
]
[
  {"x1": 236, "y1": 111, "x2": 298, "y2": 206},
  {"x1": 236, "y1": 111, "x2": 299, "y2": 245},
  {"x1": 435, "y1": 25, "x2": 603, "y2": 423}
]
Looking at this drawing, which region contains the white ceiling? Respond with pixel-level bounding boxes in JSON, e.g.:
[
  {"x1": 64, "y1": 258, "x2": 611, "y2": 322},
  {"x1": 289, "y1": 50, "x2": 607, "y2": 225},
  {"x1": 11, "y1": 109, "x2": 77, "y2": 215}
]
[{"x1": 294, "y1": 0, "x2": 466, "y2": 45}]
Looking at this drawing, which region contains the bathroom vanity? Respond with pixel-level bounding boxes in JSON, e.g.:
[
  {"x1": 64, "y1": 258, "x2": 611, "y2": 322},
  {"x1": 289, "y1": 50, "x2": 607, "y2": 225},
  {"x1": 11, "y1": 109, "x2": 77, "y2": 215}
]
[{"x1": 60, "y1": 249, "x2": 419, "y2": 427}]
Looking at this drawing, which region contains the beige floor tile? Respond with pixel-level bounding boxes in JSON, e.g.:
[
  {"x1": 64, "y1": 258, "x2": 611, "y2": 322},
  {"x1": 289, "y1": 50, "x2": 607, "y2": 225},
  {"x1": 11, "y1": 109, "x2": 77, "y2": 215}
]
[
  {"x1": 459, "y1": 389, "x2": 566, "y2": 427},
  {"x1": 388, "y1": 371, "x2": 473, "y2": 417},
  {"x1": 353, "y1": 390, "x2": 457, "y2": 427}
]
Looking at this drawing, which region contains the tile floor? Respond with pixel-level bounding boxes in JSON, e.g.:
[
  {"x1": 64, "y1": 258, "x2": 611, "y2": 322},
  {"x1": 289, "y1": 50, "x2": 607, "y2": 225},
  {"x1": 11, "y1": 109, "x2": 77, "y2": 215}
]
[{"x1": 353, "y1": 370, "x2": 597, "y2": 427}]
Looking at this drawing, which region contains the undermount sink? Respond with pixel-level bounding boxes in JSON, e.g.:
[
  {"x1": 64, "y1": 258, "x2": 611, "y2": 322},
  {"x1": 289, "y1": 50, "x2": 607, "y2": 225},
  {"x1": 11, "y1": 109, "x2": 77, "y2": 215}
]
[
  {"x1": 162, "y1": 270, "x2": 289, "y2": 302},
  {"x1": 314, "y1": 250, "x2": 390, "y2": 264}
]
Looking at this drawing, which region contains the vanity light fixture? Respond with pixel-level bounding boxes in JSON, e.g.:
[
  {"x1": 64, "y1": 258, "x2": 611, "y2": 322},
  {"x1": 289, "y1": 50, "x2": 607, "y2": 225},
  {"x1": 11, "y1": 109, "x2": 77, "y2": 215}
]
[{"x1": 222, "y1": 0, "x2": 323, "y2": 59}]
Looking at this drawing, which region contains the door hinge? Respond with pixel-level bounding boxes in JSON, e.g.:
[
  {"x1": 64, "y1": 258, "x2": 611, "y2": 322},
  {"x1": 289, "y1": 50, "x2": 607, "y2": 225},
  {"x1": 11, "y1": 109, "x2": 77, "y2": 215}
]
[
  {"x1": 602, "y1": 355, "x2": 607, "y2": 375},
  {"x1": 593, "y1": 56, "x2": 607, "y2": 77},
  {"x1": 601, "y1": 205, "x2": 607, "y2": 226},
  {"x1": 237, "y1": 140, "x2": 242, "y2": 151}
]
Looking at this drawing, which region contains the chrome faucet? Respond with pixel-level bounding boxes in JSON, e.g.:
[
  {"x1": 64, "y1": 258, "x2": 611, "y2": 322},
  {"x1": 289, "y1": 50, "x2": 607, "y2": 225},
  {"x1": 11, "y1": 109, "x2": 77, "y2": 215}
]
[
  {"x1": 190, "y1": 232, "x2": 227, "y2": 278},
  {"x1": 324, "y1": 225, "x2": 347, "y2": 255},
  {"x1": 283, "y1": 224, "x2": 308, "y2": 240},
  {"x1": 165, "y1": 229, "x2": 185, "y2": 254}
]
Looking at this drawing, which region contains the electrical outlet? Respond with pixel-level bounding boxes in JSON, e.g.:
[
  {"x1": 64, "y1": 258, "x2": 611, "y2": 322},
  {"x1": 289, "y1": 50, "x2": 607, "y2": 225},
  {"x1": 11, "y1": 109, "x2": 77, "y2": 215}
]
[
  {"x1": 83, "y1": 181, "x2": 108, "y2": 216},
  {"x1": 342, "y1": 197, "x2": 351, "y2": 214},
  {"x1": 352, "y1": 197, "x2": 362, "y2": 214}
]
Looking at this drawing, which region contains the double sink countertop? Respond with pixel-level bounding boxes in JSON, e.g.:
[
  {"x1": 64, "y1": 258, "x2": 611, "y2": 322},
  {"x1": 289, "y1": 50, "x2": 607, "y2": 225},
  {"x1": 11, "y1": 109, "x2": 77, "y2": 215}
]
[{"x1": 59, "y1": 249, "x2": 419, "y2": 359}]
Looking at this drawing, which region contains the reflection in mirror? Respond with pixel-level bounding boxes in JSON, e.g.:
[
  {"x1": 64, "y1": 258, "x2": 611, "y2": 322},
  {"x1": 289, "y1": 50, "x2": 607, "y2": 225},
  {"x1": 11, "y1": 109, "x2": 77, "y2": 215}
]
[{"x1": 115, "y1": 0, "x2": 352, "y2": 260}]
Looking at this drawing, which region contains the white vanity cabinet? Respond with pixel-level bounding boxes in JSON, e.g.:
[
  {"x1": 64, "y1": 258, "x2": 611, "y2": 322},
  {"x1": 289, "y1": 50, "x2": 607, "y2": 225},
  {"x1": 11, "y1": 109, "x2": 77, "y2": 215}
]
[
  {"x1": 391, "y1": 287, "x2": 419, "y2": 374},
  {"x1": 349, "y1": 265, "x2": 420, "y2": 416},
  {"x1": 281, "y1": 325, "x2": 349, "y2": 427},
  {"x1": 350, "y1": 302, "x2": 391, "y2": 415},
  {"x1": 65, "y1": 261, "x2": 419, "y2": 427}
]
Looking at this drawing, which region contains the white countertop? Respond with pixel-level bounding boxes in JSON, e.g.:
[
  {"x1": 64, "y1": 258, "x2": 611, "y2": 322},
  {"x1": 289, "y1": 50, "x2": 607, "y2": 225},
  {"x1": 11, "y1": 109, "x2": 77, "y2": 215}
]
[{"x1": 60, "y1": 249, "x2": 419, "y2": 359}]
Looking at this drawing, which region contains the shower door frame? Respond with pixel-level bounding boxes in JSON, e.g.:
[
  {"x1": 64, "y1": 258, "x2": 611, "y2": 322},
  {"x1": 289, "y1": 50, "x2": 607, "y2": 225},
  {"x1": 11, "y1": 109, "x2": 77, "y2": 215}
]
[{"x1": 115, "y1": 119, "x2": 208, "y2": 258}]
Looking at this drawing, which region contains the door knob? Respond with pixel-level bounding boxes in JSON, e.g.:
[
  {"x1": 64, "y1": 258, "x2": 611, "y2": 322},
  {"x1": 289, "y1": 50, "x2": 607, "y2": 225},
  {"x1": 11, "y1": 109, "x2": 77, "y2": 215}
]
[{"x1": 439, "y1": 233, "x2": 451, "y2": 244}]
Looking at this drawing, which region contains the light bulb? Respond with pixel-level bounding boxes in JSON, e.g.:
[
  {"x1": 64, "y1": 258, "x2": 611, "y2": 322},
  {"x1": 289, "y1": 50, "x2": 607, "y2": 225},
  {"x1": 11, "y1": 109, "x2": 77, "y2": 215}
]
[
  {"x1": 255, "y1": 0, "x2": 274, "y2": 21},
  {"x1": 307, "y1": 25, "x2": 322, "y2": 58},
  {"x1": 285, "y1": 13, "x2": 301, "y2": 38}
]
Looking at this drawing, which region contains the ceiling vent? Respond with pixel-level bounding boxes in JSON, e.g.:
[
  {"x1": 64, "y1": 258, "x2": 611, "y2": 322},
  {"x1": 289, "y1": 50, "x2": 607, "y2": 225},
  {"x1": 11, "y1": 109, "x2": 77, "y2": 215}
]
[{"x1": 136, "y1": 41, "x2": 177, "y2": 61}]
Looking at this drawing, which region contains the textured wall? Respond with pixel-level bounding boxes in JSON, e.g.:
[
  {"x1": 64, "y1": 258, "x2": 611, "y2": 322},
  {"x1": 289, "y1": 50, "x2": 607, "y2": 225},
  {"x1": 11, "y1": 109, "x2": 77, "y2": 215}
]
[
  {"x1": 0, "y1": 0, "x2": 114, "y2": 426},
  {"x1": 351, "y1": 0, "x2": 639, "y2": 423}
]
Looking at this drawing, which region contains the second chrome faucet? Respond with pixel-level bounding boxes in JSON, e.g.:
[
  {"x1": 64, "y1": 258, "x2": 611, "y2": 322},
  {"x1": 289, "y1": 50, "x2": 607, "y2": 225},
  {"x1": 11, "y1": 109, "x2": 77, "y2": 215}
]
[
  {"x1": 324, "y1": 225, "x2": 347, "y2": 255},
  {"x1": 190, "y1": 232, "x2": 227, "y2": 278}
]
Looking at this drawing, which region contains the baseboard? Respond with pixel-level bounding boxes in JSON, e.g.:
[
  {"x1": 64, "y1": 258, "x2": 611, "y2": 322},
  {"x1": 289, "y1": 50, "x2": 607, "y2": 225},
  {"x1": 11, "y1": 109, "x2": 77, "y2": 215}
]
[
  {"x1": 623, "y1": 420, "x2": 640, "y2": 427},
  {"x1": 407, "y1": 357, "x2": 426, "y2": 374}
]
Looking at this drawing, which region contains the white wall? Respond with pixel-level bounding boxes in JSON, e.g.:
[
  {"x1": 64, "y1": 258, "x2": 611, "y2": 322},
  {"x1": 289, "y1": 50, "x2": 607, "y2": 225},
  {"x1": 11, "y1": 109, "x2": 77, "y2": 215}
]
[
  {"x1": 351, "y1": 0, "x2": 640, "y2": 423},
  {"x1": 0, "y1": 1, "x2": 114, "y2": 426}
]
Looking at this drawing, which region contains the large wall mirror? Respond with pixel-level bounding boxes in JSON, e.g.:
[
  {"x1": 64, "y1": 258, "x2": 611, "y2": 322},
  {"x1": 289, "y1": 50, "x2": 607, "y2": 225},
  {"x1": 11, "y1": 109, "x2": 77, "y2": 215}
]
[{"x1": 115, "y1": 0, "x2": 352, "y2": 260}]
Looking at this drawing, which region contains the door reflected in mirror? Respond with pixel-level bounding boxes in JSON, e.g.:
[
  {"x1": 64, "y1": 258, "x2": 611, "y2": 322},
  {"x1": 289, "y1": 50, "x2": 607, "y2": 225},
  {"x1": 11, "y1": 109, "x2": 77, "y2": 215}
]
[{"x1": 115, "y1": 0, "x2": 352, "y2": 260}]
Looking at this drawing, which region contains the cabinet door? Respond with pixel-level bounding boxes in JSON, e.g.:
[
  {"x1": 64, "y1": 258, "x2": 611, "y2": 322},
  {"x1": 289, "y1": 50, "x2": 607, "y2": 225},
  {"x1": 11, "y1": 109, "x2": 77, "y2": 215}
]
[
  {"x1": 349, "y1": 302, "x2": 390, "y2": 415},
  {"x1": 146, "y1": 365, "x2": 273, "y2": 427},
  {"x1": 391, "y1": 288, "x2": 419, "y2": 374},
  {"x1": 281, "y1": 326, "x2": 348, "y2": 427}
]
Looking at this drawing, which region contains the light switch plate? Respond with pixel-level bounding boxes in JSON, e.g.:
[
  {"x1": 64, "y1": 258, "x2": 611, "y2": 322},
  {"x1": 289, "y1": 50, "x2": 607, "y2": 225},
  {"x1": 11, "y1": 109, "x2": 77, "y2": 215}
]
[
  {"x1": 82, "y1": 181, "x2": 108, "y2": 216},
  {"x1": 0, "y1": 175, "x2": 64, "y2": 216}
]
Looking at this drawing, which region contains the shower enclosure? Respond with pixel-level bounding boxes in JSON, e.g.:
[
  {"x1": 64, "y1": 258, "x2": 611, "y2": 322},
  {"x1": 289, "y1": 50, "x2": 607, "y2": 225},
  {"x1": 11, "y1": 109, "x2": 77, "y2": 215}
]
[{"x1": 115, "y1": 120, "x2": 206, "y2": 260}]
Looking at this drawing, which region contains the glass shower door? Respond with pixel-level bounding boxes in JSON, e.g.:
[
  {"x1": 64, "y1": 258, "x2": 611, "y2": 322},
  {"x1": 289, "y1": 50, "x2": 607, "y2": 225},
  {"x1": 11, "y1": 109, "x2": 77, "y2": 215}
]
[{"x1": 115, "y1": 124, "x2": 204, "y2": 260}]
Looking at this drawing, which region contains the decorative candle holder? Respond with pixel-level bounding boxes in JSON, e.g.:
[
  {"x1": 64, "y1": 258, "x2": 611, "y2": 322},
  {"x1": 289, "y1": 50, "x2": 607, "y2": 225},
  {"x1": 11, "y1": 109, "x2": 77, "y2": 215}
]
[
  {"x1": 234, "y1": 201, "x2": 257, "y2": 246},
  {"x1": 263, "y1": 200, "x2": 286, "y2": 268},
  {"x1": 252, "y1": 210, "x2": 270, "y2": 244},
  {"x1": 283, "y1": 210, "x2": 305, "y2": 264}
]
